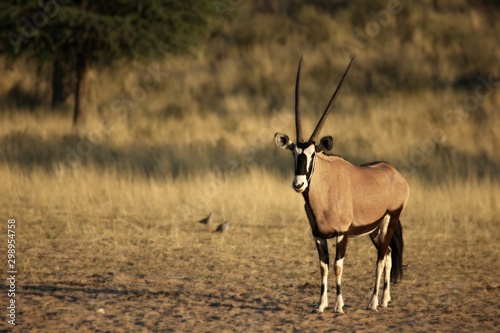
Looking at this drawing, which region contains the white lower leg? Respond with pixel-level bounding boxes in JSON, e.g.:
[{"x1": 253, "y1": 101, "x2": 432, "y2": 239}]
[
  {"x1": 334, "y1": 258, "x2": 345, "y2": 313},
  {"x1": 382, "y1": 252, "x2": 392, "y2": 307},
  {"x1": 368, "y1": 259, "x2": 385, "y2": 311},
  {"x1": 315, "y1": 261, "x2": 329, "y2": 312}
]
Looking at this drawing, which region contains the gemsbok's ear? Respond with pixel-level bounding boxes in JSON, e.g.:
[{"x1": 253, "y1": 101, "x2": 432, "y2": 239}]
[
  {"x1": 316, "y1": 136, "x2": 333, "y2": 152},
  {"x1": 275, "y1": 133, "x2": 293, "y2": 150}
]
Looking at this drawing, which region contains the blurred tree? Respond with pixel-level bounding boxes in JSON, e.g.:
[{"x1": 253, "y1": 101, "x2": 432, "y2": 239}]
[
  {"x1": 0, "y1": 0, "x2": 215, "y2": 128},
  {"x1": 50, "y1": 58, "x2": 73, "y2": 110}
]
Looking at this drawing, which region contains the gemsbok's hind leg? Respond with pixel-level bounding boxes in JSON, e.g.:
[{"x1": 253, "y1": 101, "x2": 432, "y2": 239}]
[
  {"x1": 368, "y1": 256, "x2": 385, "y2": 310},
  {"x1": 313, "y1": 237, "x2": 329, "y2": 313},
  {"x1": 381, "y1": 248, "x2": 392, "y2": 308},
  {"x1": 333, "y1": 235, "x2": 348, "y2": 313},
  {"x1": 368, "y1": 215, "x2": 391, "y2": 311},
  {"x1": 368, "y1": 213, "x2": 401, "y2": 310}
]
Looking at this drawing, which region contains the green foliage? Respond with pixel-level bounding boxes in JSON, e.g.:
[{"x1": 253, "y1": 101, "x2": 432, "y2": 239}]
[{"x1": 0, "y1": 0, "x2": 215, "y2": 66}]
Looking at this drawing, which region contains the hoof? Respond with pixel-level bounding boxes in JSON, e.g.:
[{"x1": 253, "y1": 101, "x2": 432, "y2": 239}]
[
  {"x1": 334, "y1": 298, "x2": 345, "y2": 314},
  {"x1": 367, "y1": 303, "x2": 378, "y2": 311},
  {"x1": 333, "y1": 303, "x2": 344, "y2": 313},
  {"x1": 312, "y1": 305, "x2": 327, "y2": 313},
  {"x1": 368, "y1": 295, "x2": 379, "y2": 311},
  {"x1": 334, "y1": 307, "x2": 344, "y2": 314}
]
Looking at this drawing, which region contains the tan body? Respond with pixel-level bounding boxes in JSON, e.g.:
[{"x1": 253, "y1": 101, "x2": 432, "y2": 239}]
[{"x1": 304, "y1": 154, "x2": 410, "y2": 239}]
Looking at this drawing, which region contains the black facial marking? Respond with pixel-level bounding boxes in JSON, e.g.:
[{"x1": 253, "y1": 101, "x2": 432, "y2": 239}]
[
  {"x1": 294, "y1": 141, "x2": 316, "y2": 178},
  {"x1": 295, "y1": 154, "x2": 308, "y2": 175}
]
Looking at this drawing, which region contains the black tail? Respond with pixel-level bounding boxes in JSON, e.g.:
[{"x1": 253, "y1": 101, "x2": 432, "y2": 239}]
[{"x1": 390, "y1": 219, "x2": 404, "y2": 283}]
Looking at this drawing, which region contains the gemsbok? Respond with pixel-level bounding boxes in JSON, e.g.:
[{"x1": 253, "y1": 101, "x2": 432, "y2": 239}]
[{"x1": 275, "y1": 56, "x2": 410, "y2": 313}]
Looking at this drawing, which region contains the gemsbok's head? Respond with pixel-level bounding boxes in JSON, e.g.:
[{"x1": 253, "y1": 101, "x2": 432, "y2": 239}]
[{"x1": 275, "y1": 56, "x2": 355, "y2": 193}]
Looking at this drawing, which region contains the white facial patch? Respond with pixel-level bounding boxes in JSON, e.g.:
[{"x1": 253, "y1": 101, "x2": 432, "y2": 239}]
[{"x1": 303, "y1": 145, "x2": 316, "y2": 171}]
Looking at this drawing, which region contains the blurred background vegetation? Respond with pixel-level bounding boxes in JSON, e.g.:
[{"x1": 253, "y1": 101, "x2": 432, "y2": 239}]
[{"x1": 0, "y1": 0, "x2": 499, "y2": 210}]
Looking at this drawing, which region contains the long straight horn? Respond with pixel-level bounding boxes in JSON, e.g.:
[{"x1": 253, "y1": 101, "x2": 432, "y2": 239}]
[
  {"x1": 309, "y1": 56, "x2": 356, "y2": 142},
  {"x1": 295, "y1": 56, "x2": 304, "y2": 142}
]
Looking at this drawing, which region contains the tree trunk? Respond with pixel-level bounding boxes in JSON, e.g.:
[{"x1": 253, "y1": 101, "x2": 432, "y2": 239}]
[
  {"x1": 51, "y1": 61, "x2": 67, "y2": 109},
  {"x1": 73, "y1": 53, "x2": 90, "y2": 128}
]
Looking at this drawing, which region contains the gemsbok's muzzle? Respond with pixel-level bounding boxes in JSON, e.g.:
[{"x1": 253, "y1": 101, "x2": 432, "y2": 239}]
[{"x1": 292, "y1": 175, "x2": 308, "y2": 193}]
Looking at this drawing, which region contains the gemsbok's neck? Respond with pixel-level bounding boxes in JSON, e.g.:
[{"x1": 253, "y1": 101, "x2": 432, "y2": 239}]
[{"x1": 302, "y1": 154, "x2": 355, "y2": 237}]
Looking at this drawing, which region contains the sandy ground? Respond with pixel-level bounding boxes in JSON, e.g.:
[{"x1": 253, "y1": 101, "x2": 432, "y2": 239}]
[
  {"x1": 11, "y1": 278, "x2": 499, "y2": 333},
  {"x1": 2, "y1": 218, "x2": 499, "y2": 333}
]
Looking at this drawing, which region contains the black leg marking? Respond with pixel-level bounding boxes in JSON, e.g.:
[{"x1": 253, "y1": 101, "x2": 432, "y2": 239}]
[
  {"x1": 313, "y1": 237, "x2": 329, "y2": 313},
  {"x1": 333, "y1": 235, "x2": 348, "y2": 313}
]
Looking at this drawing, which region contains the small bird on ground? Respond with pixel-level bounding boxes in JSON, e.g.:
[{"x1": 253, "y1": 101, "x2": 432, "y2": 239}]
[
  {"x1": 198, "y1": 212, "x2": 212, "y2": 225},
  {"x1": 215, "y1": 221, "x2": 230, "y2": 233}
]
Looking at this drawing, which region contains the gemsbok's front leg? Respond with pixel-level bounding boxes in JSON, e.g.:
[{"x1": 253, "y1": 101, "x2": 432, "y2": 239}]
[
  {"x1": 313, "y1": 237, "x2": 329, "y2": 313},
  {"x1": 334, "y1": 235, "x2": 348, "y2": 313}
]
